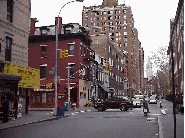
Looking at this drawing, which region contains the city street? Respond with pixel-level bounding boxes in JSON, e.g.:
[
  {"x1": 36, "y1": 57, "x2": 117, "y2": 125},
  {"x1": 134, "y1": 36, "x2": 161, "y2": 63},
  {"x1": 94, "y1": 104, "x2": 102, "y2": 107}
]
[{"x1": 0, "y1": 104, "x2": 160, "y2": 138}]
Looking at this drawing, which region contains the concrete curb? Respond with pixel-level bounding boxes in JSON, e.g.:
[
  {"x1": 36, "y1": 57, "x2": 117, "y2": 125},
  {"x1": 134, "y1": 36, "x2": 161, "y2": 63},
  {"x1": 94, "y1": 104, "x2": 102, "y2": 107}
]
[
  {"x1": 0, "y1": 115, "x2": 67, "y2": 131},
  {"x1": 0, "y1": 109, "x2": 91, "y2": 131},
  {"x1": 158, "y1": 116, "x2": 164, "y2": 138}
]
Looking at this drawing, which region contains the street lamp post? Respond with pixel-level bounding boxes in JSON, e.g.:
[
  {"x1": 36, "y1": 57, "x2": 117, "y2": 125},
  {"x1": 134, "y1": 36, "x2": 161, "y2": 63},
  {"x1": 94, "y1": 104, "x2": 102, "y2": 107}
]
[{"x1": 53, "y1": 0, "x2": 84, "y2": 116}]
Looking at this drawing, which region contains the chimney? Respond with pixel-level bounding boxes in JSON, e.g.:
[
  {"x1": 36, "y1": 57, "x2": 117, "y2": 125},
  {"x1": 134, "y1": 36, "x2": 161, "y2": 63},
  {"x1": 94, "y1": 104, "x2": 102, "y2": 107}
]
[
  {"x1": 55, "y1": 17, "x2": 62, "y2": 34},
  {"x1": 29, "y1": 18, "x2": 38, "y2": 36},
  {"x1": 102, "y1": 0, "x2": 118, "y2": 6}
]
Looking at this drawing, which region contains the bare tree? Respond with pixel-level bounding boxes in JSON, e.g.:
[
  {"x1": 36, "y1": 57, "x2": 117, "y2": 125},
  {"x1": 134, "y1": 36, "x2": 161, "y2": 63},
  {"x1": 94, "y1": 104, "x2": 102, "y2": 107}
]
[{"x1": 150, "y1": 46, "x2": 170, "y2": 96}]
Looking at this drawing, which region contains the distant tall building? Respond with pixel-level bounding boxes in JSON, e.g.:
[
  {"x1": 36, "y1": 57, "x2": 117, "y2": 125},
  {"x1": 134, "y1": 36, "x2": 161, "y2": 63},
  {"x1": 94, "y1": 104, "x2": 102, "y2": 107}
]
[
  {"x1": 82, "y1": 0, "x2": 144, "y2": 96},
  {"x1": 146, "y1": 56, "x2": 153, "y2": 80}
]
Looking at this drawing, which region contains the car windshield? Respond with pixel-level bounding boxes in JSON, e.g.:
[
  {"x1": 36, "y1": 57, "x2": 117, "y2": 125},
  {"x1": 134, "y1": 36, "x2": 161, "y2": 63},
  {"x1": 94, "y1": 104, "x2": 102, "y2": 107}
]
[
  {"x1": 134, "y1": 95, "x2": 144, "y2": 99},
  {"x1": 150, "y1": 97, "x2": 155, "y2": 100},
  {"x1": 133, "y1": 99, "x2": 140, "y2": 101}
]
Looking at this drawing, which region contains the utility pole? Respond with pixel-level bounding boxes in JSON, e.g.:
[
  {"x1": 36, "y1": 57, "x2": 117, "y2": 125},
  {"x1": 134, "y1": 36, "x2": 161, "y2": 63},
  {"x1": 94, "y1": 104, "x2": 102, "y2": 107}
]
[{"x1": 68, "y1": 65, "x2": 71, "y2": 110}]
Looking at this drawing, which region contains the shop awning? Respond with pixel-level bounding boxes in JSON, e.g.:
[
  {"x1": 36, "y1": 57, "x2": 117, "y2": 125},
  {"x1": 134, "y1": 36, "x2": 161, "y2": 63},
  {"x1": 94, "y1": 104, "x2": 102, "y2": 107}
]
[
  {"x1": 0, "y1": 73, "x2": 22, "y2": 81},
  {"x1": 99, "y1": 84, "x2": 109, "y2": 92}
]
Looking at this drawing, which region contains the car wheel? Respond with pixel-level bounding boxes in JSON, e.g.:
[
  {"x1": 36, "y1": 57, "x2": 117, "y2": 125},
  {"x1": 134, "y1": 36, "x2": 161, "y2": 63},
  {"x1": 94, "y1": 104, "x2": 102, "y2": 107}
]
[
  {"x1": 120, "y1": 105, "x2": 127, "y2": 111},
  {"x1": 97, "y1": 106, "x2": 104, "y2": 111}
]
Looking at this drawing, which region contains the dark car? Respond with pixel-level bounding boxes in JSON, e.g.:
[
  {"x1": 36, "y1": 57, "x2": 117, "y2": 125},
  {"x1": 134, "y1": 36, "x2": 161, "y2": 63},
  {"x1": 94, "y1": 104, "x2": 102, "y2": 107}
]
[{"x1": 94, "y1": 96, "x2": 133, "y2": 111}]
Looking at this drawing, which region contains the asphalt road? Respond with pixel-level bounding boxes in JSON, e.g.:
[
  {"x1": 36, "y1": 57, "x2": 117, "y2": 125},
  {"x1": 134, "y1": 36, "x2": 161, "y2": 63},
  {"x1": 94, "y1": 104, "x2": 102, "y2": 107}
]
[{"x1": 0, "y1": 104, "x2": 161, "y2": 138}]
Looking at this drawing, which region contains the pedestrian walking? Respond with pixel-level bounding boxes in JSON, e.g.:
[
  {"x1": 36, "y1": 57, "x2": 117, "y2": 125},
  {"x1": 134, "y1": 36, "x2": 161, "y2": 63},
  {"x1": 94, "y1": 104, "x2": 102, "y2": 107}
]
[{"x1": 175, "y1": 96, "x2": 179, "y2": 114}]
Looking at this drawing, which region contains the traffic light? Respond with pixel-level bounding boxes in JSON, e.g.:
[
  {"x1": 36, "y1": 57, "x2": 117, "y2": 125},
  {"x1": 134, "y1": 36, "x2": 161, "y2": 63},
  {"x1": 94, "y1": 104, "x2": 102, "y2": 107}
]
[
  {"x1": 60, "y1": 49, "x2": 68, "y2": 59},
  {"x1": 64, "y1": 89, "x2": 68, "y2": 93},
  {"x1": 109, "y1": 64, "x2": 113, "y2": 71},
  {"x1": 106, "y1": 64, "x2": 109, "y2": 71},
  {"x1": 60, "y1": 49, "x2": 65, "y2": 59},
  {"x1": 64, "y1": 49, "x2": 68, "y2": 58}
]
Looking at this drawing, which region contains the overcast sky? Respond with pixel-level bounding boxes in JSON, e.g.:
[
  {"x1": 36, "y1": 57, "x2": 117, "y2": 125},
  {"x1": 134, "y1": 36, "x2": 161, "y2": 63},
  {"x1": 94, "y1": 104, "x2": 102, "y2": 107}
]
[{"x1": 31, "y1": 0, "x2": 180, "y2": 76}]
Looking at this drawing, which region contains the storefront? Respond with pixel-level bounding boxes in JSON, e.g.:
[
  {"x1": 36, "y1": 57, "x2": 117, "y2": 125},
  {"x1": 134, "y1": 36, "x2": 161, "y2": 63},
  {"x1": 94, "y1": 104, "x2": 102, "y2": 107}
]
[
  {"x1": 0, "y1": 73, "x2": 22, "y2": 119},
  {"x1": 2, "y1": 63, "x2": 40, "y2": 114}
]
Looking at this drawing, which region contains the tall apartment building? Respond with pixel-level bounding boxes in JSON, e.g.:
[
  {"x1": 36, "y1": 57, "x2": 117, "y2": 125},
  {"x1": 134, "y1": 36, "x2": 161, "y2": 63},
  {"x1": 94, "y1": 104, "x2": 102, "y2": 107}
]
[
  {"x1": 82, "y1": 0, "x2": 144, "y2": 96},
  {"x1": 168, "y1": 0, "x2": 184, "y2": 103}
]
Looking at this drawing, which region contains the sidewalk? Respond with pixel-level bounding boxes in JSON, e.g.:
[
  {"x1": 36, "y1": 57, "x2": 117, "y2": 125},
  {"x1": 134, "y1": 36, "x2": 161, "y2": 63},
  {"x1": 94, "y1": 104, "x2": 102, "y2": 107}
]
[
  {"x1": 0, "y1": 107, "x2": 95, "y2": 131},
  {"x1": 158, "y1": 99, "x2": 184, "y2": 138}
]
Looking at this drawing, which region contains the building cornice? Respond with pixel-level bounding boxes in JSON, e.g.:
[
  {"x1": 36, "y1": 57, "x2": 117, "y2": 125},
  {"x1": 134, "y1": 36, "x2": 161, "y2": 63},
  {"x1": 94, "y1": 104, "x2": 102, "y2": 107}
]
[{"x1": 29, "y1": 33, "x2": 92, "y2": 45}]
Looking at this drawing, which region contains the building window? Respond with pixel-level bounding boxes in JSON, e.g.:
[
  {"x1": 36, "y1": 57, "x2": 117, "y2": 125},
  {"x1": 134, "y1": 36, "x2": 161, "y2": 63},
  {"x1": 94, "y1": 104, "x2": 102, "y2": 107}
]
[
  {"x1": 40, "y1": 65, "x2": 46, "y2": 79},
  {"x1": 124, "y1": 37, "x2": 127, "y2": 41},
  {"x1": 94, "y1": 12, "x2": 99, "y2": 16},
  {"x1": 94, "y1": 28, "x2": 98, "y2": 32},
  {"x1": 80, "y1": 92, "x2": 86, "y2": 99},
  {"x1": 109, "y1": 46, "x2": 111, "y2": 53},
  {"x1": 94, "y1": 23, "x2": 99, "y2": 26},
  {"x1": 69, "y1": 64, "x2": 75, "y2": 78},
  {"x1": 109, "y1": 33, "x2": 114, "y2": 36},
  {"x1": 124, "y1": 43, "x2": 127, "y2": 47},
  {"x1": 124, "y1": 15, "x2": 126, "y2": 19},
  {"x1": 68, "y1": 43, "x2": 75, "y2": 55},
  {"x1": 83, "y1": 46, "x2": 86, "y2": 56},
  {"x1": 108, "y1": 16, "x2": 113, "y2": 20},
  {"x1": 5, "y1": 37, "x2": 12, "y2": 61},
  {"x1": 123, "y1": 9, "x2": 126, "y2": 13},
  {"x1": 94, "y1": 18, "x2": 99, "y2": 21},
  {"x1": 124, "y1": 26, "x2": 127, "y2": 30},
  {"x1": 7, "y1": 0, "x2": 13, "y2": 23},
  {"x1": 124, "y1": 32, "x2": 127, "y2": 36},
  {"x1": 109, "y1": 22, "x2": 113, "y2": 25},
  {"x1": 108, "y1": 11, "x2": 113, "y2": 14},
  {"x1": 40, "y1": 45, "x2": 47, "y2": 58},
  {"x1": 80, "y1": 43, "x2": 82, "y2": 56}
]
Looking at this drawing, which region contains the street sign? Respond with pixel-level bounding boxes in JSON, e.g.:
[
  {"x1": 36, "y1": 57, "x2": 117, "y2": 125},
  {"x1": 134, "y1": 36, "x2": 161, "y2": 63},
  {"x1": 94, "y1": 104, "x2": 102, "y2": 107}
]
[
  {"x1": 49, "y1": 71, "x2": 55, "y2": 74},
  {"x1": 51, "y1": 67, "x2": 55, "y2": 70}
]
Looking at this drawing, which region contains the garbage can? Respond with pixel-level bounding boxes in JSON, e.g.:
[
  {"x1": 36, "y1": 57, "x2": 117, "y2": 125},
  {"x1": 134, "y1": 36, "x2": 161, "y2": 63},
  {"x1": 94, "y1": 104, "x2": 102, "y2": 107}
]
[
  {"x1": 57, "y1": 107, "x2": 65, "y2": 116},
  {"x1": 64, "y1": 102, "x2": 68, "y2": 111}
]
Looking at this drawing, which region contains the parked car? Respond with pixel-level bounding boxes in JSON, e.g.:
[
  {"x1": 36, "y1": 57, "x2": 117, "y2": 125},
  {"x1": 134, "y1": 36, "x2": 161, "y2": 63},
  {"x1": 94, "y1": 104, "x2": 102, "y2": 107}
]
[
  {"x1": 94, "y1": 96, "x2": 133, "y2": 111},
  {"x1": 132, "y1": 98, "x2": 141, "y2": 108},
  {"x1": 149, "y1": 97, "x2": 157, "y2": 104}
]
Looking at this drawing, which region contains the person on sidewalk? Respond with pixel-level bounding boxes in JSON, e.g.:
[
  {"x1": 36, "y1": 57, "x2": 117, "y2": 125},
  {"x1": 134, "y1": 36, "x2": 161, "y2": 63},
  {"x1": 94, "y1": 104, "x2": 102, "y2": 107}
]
[
  {"x1": 175, "y1": 96, "x2": 180, "y2": 114},
  {"x1": 2, "y1": 97, "x2": 9, "y2": 123}
]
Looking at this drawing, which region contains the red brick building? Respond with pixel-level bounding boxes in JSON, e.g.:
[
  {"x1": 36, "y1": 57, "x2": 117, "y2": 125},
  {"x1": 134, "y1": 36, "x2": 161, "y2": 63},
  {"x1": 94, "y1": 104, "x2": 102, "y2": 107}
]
[{"x1": 28, "y1": 18, "x2": 92, "y2": 109}]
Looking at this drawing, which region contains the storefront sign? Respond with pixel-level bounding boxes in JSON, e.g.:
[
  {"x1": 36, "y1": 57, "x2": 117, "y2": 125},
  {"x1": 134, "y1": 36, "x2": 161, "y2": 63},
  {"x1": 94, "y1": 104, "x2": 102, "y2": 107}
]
[{"x1": 3, "y1": 63, "x2": 40, "y2": 89}]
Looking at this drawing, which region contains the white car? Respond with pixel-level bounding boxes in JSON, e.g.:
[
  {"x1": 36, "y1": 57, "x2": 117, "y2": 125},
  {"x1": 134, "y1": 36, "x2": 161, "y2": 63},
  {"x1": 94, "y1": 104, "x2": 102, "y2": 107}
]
[{"x1": 149, "y1": 97, "x2": 157, "y2": 104}]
